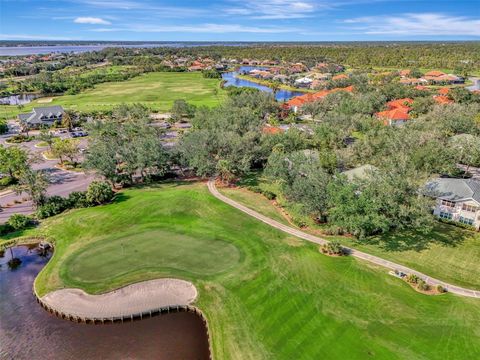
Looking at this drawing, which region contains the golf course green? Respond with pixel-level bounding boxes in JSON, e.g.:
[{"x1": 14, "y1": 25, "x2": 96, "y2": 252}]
[
  {"x1": 9, "y1": 182, "x2": 480, "y2": 359},
  {"x1": 1, "y1": 72, "x2": 225, "y2": 119}
]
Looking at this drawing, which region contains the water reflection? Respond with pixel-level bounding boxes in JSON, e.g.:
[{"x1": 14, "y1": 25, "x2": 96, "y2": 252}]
[
  {"x1": 0, "y1": 245, "x2": 209, "y2": 360},
  {"x1": 0, "y1": 94, "x2": 39, "y2": 105},
  {"x1": 222, "y1": 66, "x2": 304, "y2": 101}
]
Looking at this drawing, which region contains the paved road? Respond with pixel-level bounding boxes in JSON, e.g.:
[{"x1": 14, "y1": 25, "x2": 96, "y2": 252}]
[{"x1": 208, "y1": 180, "x2": 480, "y2": 299}]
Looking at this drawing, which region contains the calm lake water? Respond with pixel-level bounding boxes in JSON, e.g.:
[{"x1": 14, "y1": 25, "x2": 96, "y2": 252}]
[
  {"x1": 0, "y1": 245, "x2": 210, "y2": 360},
  {"x1": 0, "y1": 94, "x2": 39, "y2": 105},
  {"x1": 222, "y1": 66, "x2": 304, "y2": 101}
]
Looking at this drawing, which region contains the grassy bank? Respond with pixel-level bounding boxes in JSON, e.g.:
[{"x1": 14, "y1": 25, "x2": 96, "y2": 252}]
[
  {"x1": 0, "y1": 72, "x2": 225, "y2": 119},
  {"x1": 3, "y1": 182, "x2": 480, "y2": 359},
  {"x1": 219, "y1": 185, "x2": 480, "y2": 290}
]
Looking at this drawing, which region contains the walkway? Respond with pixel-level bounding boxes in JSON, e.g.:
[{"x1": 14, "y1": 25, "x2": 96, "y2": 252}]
[{"x1": 208, "y1": 180, "x2": 480, "y2": 299}]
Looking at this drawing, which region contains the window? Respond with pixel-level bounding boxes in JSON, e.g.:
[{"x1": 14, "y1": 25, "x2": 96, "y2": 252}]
[
  {"x1": 439, "y1": 211, "x2": 453, "y2": 220},
  {"x1": 441, "y1": 200, "x2": 455, "y2": 207},
  {"x1": 459, "y1": 216, "x2": 474, "y2": 226},
  {"x1": 462, "y1": 204, "x2": 478, "y2": 213}
]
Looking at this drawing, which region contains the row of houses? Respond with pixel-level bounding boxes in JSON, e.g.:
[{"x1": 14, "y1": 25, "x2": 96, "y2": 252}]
[
  {"x1": 375, "y1": 89, "x2": 455, "y2": 126},
  {"x1": 400, "y1": 70, "x2": 464, "y2": 86}
]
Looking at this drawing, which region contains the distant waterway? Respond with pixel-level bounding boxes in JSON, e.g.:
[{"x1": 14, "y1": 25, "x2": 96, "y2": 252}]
[
  {"x1": 0, "y1": 245, "x2": 210, "y2": 360},
  {"x1": 0, "y1": 42, "x2": 250, "y2": 56},
  {"x1": 222, "y1": 66, "x2": 304, "y2": 101}
]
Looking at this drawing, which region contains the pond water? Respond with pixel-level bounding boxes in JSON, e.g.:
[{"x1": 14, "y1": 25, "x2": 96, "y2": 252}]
[
  {"x1": 0, "y1": 245, "x2": 210, "y2": 360},
  {"x1": 0, "y1": 94, "x2": 39, "y2": 105},
  {"x1": 222, "y1": 66, "x2": 304, "y2": 101}
]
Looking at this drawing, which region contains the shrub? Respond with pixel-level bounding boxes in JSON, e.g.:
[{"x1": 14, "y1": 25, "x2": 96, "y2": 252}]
[
  {"x1": 86, "y1": 181, "x2": 114, "y2": 205},
  {"x1": 67, "y1": 191, "x2": 90, "y2": 208},
  {"x1": 7, "y1": 214, "x2": 32, "y2": 230},
  {"x1": 0, "y1": 120, "x2": 8, "y2": 135},
  {"x1": 262, "y1": 190, "x2": 276, "y2": 200},
  {"x1": 246, "y1": 185, "x2": 262, "y2": 194},
  {"x1": 0, "y1": 223, "x2": 14, "y2": 235},
  {"x1": 324, "y1": 225, "x2": 345, "y2": 236},
  {"x1": 436, "y1": 284, "x2": 447, "y2": 293},
  {"x1": 406, "y1": 274, "x2": 420, "y2": 284},
  {"x1": 416, "y1": 280, "x2": 430, "y2": 291},
  {"x1": 36, "y1": 196, "x2": 69, "y2": 219},
  {"x1": 321, "y1": 240, "x2": 345, "y2": 255},
  {"x1": 6, "y1": 134, "x2": 34, "y2": 143},
  {"x1": 0, "y1": 176, "x2": 15, "y2": 187}
]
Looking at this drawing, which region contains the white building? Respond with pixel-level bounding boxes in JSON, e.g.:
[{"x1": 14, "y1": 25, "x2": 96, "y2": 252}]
[{"x1": 424, "y1": 178, "x2": 480, "y2": 229}]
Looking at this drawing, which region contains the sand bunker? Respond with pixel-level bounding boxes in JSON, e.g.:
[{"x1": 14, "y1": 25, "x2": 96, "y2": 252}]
[{"x1": 41, "y1": 278, "x2": 197, "y2": 318}]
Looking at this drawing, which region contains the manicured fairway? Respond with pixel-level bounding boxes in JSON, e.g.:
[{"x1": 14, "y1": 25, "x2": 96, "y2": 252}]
[
  {"x1": 11, "y1": 183, "x2": 480, "y2": 359},
  {"x1": 2, "y1": 72, "x2": 224, "y2": 119},
  {"x1": 220, "y1": 186, "x2": 480, "y2": 290}
]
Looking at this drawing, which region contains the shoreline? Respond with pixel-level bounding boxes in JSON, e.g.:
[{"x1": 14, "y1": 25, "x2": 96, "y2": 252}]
[{"x1": 1, "y1": 239, "x2": 215, "y2": 356}]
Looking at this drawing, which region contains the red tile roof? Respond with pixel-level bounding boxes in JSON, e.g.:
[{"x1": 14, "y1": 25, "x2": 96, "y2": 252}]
[
  {"x1": 285, "y1": 86, "x2": 354, "y2": 108},
  {"x1": 332, "y1": 74, "x2": 348, "y2": 81},
  {"x1": 424, "y1": 70, "x2": 446, "y2": 77},
  {"x1": 438, "y1": 87, "x2": 450, "y2": 95},
  {"x1": 262, "y1": 126, "x2": 284, "y2": 135},
  {"x1": 387, "y1": 98, "x2": 414, "y2": 110},
  {"x1": 376, "y1": 108, "x2": 410, "y2": 121},
  {"x1": 433, "y1": 95, "x2": 454, "y2": 104}
]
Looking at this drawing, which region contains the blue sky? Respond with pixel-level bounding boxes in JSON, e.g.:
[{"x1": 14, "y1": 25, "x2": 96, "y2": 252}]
[{"x1": 1, "y1": 0, "x2": 479, "y2": 41}]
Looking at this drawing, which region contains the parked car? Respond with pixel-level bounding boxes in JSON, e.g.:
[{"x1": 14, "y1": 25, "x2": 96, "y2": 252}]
[{"x1": 71, "y1": 131, "x2": 88, "y2": 138}]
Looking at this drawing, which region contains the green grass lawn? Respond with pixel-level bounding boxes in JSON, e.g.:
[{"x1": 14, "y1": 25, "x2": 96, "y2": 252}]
[
  {"x1": 5, "y1": 182, "x2": 480, "y2": 359},
  {"x1": 0, "y1": 72, "x2": 225, "y2": 119},
  {"x1": 219, "y1": 186, "x2": 480, "y2": 290}
]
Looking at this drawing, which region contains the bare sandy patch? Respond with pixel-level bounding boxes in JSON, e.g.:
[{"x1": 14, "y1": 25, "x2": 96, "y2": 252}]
[
  {"x1": 41, "y1": 278, "x2": 197, "y2": 318},
  {"x1": 37, "y1": 97, "x2": 53, "y2": 103}
]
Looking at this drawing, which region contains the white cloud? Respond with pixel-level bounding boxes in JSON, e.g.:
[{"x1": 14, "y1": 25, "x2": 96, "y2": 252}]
[
  {"x1": 344, "y1": 13, "x2": 480, "y2": 36},
  {"x1": 91, "y1": 23, "x2": 299, "y2": 34},
  {"x1": 224, "y1": 0, "x2": 322, "y2": 20},
  {"x1": 74, "y1": 16, "x2": 111, "y2": 24}
]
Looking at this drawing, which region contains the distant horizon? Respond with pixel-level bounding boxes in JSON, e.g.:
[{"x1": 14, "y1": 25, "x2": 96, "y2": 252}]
[
  {"x1": 2, "y1": 40, "x2": 480, "y2": 45},
  {"x1": 1, "y1": 1, "x2": 479, "y2": 42}
]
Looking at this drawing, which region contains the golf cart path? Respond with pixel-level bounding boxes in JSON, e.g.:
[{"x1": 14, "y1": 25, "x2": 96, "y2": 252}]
[
  {"x1": 40, "y1": 278, "x2": 197, "y2": 319},
  {"x1": 208, "y1": 180, "x2": 480, "y2": 299}
]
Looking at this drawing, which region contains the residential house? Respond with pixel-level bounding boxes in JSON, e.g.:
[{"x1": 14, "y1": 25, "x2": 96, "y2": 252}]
[
  {"x1": 399, "y1": 69, "x2": 411, "y2": 78},
  {"x1": 294, "y1": 76, "x2": 313, "y2": 88},
  {"x1": 285, "y1": 86, "x2": 354, "y2": 113},
  {"x1": 188, "y1": 60, "x2": 207, "y2": 71},
  {"x1": 375, "y1": 98, "x2": 413, "y2": 126},
  {"x1": 262, "y1": 125, "x2": 285, "y2": 135},
  {"x1": 424, "y1": 177, "x2": 480, "y2": 229},
  {"x1": 400, "y1": 77, "x2": 427, "y2": 85},
  {"x1": 18, "y1": 106, "x2": 64, "y2": 128},
  {"x1": 433, "y1": 95, "x2": 454, "y2": 104},
  {"x1": 423, "y1": 71, "x2": 464, "y2": 84}
]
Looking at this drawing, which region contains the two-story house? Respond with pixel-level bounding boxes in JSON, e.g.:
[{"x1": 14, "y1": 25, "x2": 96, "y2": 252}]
[{"x1": 424, "y1": 177, "x2": 480, "y2": 229}]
